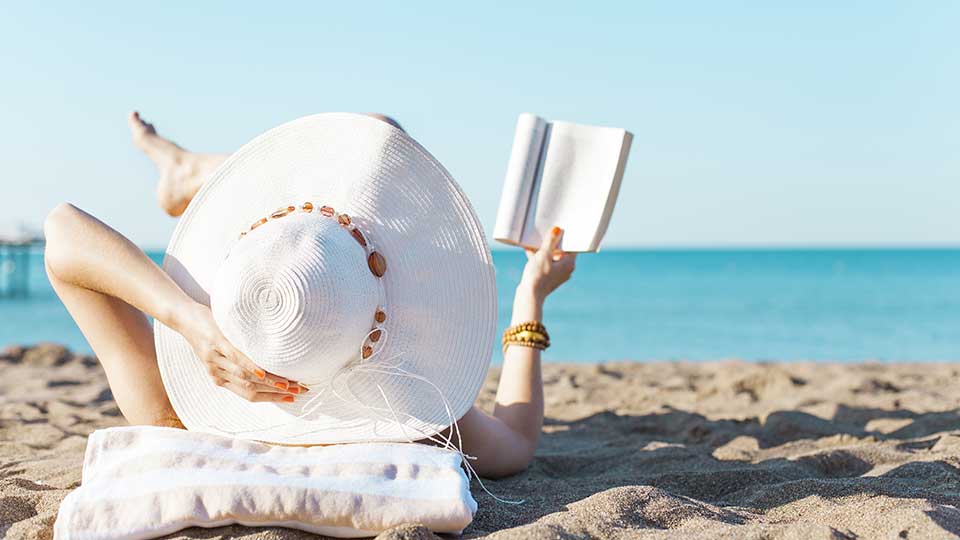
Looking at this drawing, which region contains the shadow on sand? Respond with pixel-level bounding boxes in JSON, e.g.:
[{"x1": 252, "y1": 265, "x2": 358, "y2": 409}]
[{"x1": 469, "y1": 406, "x2": 960, "y2": 537}]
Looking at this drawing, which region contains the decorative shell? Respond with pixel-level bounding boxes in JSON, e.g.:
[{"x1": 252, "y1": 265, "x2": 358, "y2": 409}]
[
  {"x1": 271, "y1": 206, "x2": 295, "y2": 219},
  {"x1": 351, "y1": 228, "x2": 367, "y2": 247},
  {"x1": 367, "y1": 251, "x2": 386, "y2": 277}
]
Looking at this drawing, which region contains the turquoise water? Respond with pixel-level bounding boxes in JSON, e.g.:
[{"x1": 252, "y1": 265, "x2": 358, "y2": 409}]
[{"x1": 2, "y1": 249, "x2": 958, "y2": 361}]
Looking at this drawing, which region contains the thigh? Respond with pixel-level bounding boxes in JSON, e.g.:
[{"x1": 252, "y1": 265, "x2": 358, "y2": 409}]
[{"x1": 47, "y1": 260, "x2": 183, "y2": 428}]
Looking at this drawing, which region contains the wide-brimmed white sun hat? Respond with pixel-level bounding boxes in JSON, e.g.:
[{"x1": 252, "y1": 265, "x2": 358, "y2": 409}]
[{"x1": 155, "y1": 113, "x2": 497, "y2": 445}]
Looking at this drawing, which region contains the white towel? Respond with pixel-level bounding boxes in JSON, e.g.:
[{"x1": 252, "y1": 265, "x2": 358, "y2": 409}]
[{"x1": 54, "y1": 425, "x2": 477, "y2": 539}]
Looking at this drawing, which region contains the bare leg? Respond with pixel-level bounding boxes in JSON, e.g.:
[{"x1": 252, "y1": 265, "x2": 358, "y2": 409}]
[
  {"x1": 129, "y1": 111, "x2": 406, "y2": 217},
  {"x1": 47, "y1": 262, "x2": 183, "y2": 428}
]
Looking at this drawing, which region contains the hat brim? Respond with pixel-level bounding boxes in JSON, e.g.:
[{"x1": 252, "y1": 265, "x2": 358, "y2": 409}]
[{"x1": 155, "y1": 113, "x2": 496, "y2": 445}]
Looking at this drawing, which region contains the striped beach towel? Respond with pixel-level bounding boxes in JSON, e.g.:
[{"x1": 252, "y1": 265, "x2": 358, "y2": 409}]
[{"x1": 54, "y1": 425, "x2": 477, "y2": 539}]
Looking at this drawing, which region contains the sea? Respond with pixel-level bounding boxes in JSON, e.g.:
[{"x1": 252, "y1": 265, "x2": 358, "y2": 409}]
[{"x1": 2, "y1": 248, "x2": 958, "y2": 362}]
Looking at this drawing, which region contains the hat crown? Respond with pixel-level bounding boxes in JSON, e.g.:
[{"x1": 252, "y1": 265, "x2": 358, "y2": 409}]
[{"x1": 210, "y1": 212, "x2": 380, "y2": 382}]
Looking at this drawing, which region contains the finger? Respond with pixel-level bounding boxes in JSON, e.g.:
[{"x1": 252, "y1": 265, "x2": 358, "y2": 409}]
[
  {"x1": 524, "y1": 248, "x2": 535, "y2": 260},
  {"x1": 281, "y1": 381, "x2": 308, "y2": 394},
  {"x1": 218, "y1": 344, "x2": 263, "y2": 378},
  {"x1": 271, "y1": 379, "x2": 309, "y2": 394},
  {"x1": 255, "y1": 370, "x2": 307, "y2": 393},
  {"x1": 557, "y1": 252, "x2": 577, "y2": 272},
  {"x1": 252, "y1": 392, "x2": 297, "y2": 403},
  {"x1": 541, "y1": 226, "x2": 563, "y2": 254},
  {"x1": 208, "y1": 357, "x2": 294, "y2": 394},
  {"x1": 211, "y1": 355, "x2": 248, "y2": 380},
  {"x1": 217, "y1": 367, "x2": 288, "y2": 394},
  {"x1": 221, "y1": 379, "x2": 297, "y2": 403},
  {"x1": 218, "y1": 367, "x2": 299, "y2": 395},
  {"x1": 221, "y1": 344, "x2": 295, "y2": 390}
]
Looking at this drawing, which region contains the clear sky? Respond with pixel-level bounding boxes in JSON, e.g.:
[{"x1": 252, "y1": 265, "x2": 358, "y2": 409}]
[{"x1": 1, "y1": 2, "x2": 957, "y2": 249}]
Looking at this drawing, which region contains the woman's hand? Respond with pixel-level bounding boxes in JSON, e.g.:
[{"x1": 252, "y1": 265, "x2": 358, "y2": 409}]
[
  {"x1": 175, "y1": 303, "x2": 306, "y2": 402},
  {"x1": 519, "y1": 226, "x2": 577, "y2": 302}
]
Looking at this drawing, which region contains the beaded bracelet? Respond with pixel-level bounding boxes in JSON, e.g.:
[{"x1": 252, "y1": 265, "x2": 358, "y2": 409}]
[
  {"x1": 502, "y1": 321, "x2": 550, "y2": 352},
  {"x1": 503, "y1": 321, "x2": 549, "y2": 340}
]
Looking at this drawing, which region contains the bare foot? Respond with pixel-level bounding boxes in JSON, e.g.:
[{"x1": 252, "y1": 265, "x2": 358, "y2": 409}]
[
  {"x1": 128, "y1": 111, "x2": 221, "y2": 217},
  {"x1": 128, "y1": 111, "x2": 400, "y2": 217}
]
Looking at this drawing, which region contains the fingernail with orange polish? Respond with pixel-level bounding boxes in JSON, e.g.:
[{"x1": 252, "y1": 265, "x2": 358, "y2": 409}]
[
  {"x1": 552, "y1": 226, "x2": 562, "y2": 236},
  {"x1": 254, "y1": 369, "x2": 266, "y2": 379},
  {"x1": 274, "y1": 381, "x2": 288, "y2": 390},
  {"x1": 282, "y1": 395, "x2": 295, "y2": 403},
  {"x1": 288, "y1": 386, "x2": 300, "y2": 394}
]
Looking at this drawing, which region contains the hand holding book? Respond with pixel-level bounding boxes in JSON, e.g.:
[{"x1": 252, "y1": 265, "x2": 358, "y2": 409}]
[{"x1": 519, "y1": 226, "x2": 577, "y2": 302}]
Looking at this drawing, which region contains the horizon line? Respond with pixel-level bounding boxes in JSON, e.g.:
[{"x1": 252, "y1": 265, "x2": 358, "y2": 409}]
[{"x1": 135, "y1": 243, "x2": 960, "y2": 252}]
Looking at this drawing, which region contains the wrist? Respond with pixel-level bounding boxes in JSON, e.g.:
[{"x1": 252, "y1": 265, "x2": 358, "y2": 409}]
[
  {"x1": 512, "y1": 284, "x2": 545, "y2": 325},
  {"x1": 515, "y1": 280, "x2": 546, "y2": 304},
  {"x1": 165, "y1": 297, "x2": 206, "y2": 336}
]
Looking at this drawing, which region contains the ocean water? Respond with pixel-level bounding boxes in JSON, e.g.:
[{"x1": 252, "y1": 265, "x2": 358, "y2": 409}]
[{"x1": 1, "y1": 248, "x2": 958, "y2": 362}]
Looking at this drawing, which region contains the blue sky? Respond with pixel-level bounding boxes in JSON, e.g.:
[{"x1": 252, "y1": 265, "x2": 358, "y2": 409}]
[{"x1": 1, "y1": 2, "x2": 957, "y2": 249}]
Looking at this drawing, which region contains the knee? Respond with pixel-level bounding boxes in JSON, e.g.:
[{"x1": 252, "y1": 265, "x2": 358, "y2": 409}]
[
  {"x1": 44, "y1": 202, "x2": 81, "y2": 240},
  {"x1": 43, "y1": 202, "x2": 82, "y2": 275}
]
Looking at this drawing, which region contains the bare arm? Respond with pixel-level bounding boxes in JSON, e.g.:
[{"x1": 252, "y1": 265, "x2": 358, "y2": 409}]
[
  {"x1": 43, "y1": 203, "x2": 300, "y2": 399},
  {"x1": 458, "y1": 227, "x2": 576, "y2": 478}
]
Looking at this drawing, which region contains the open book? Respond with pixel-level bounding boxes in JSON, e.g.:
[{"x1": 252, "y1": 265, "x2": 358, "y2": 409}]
[{"x1": 493, "y1": 113, "x2": 633, "y2": 252}]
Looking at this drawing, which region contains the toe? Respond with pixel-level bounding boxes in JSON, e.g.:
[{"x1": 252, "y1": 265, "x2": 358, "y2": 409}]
[{"x1": 128, "y1": 111, "x2": 156, "y2": 138}]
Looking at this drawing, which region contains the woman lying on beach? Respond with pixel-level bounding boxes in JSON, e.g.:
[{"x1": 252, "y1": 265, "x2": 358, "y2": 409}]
[{"x1": 43, "y1": 111, "x2": 575, "y2": 478}]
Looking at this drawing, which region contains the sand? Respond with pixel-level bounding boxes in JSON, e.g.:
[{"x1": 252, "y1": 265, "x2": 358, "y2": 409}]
[{"x1": 4, "y1": 344, "x2": 960, "y2": 539}]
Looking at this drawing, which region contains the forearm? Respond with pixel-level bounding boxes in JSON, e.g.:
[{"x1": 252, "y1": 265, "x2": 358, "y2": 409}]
[
  {"x1": 44, "y1": 204, "x2": 198, "y2": 332},
  {"x1": 456, "y1": 286, "x2": 545, "y2": 478},
  {"x1": 492, "y1": 285, "x2": 545, "y2": 448}
]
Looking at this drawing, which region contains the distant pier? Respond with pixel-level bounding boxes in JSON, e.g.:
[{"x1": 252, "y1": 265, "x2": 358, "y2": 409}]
[{"x1": 0, "y1": 233, "x2": 43, "y2": 298}]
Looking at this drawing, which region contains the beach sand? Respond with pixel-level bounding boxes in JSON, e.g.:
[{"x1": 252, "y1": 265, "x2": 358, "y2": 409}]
[{"x1": 3, "y1": 344, "x2": 960, "y2": 539}]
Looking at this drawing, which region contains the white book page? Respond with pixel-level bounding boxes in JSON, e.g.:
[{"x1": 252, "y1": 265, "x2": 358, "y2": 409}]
[
  {"x1": 492, "y1": 114, "x2": 547, "y2": 245},
  {"x1": 521, "y1": 122, "x2": 629, "y2": 252}
]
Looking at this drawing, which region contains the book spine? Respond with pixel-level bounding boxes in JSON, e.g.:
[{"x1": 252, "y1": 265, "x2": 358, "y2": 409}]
[{"x1": 493, "y1": 114, "x2": 547, "y2": 245}]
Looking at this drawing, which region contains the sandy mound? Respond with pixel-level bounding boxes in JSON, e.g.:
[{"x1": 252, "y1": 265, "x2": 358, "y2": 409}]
[{"x1": 4, "y1": 345, "x2": 960, "y2": 538}]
